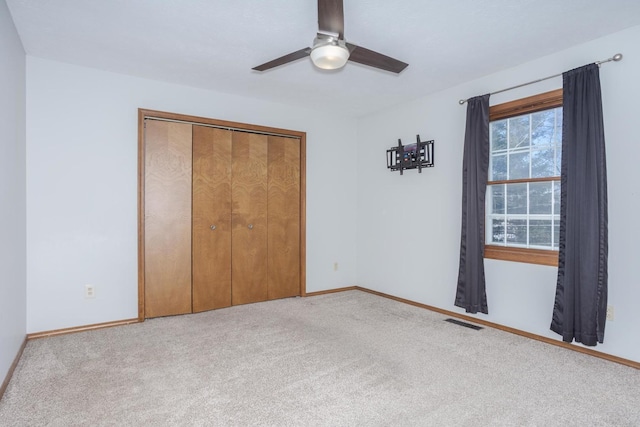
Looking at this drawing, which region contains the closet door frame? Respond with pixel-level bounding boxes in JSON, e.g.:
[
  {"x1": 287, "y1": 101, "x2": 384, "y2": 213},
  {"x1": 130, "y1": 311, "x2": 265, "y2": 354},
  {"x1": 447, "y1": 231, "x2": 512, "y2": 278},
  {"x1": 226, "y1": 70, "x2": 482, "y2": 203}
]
[{"x1": 138, "y1": 108, "x2": 307, "y2": 321}]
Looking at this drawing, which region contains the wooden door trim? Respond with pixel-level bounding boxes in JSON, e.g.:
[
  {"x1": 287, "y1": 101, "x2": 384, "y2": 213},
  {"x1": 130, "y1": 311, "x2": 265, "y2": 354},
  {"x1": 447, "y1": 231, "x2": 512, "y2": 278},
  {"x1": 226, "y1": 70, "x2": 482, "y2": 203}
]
[
  {"x1": 140, "y1": 109, "x2": 306, "y2": 140},
  {"x1": 138, "y1": 109, "x2": 307, "y2": 320},
  {"x1": 137, "y1": 110, "x2": 146, "y2": 321},
  {"x1": 299, "y1": 135, "x2": 307, "y2": 296}
]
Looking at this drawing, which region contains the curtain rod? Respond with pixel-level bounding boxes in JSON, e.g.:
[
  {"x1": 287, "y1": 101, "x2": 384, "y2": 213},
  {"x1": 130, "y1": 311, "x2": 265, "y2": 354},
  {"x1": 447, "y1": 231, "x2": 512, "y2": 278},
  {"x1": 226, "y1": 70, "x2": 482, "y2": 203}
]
[{"x1": 458, "y1": 53, "x2": 623, "y2": 105}]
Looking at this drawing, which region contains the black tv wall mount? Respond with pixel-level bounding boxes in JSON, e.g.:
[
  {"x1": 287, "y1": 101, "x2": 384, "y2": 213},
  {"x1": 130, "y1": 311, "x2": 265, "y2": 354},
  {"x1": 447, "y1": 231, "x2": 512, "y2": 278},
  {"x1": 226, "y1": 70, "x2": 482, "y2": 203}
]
[{"x1": 386, "y1": 135, "x2": 434, "y2": 174}]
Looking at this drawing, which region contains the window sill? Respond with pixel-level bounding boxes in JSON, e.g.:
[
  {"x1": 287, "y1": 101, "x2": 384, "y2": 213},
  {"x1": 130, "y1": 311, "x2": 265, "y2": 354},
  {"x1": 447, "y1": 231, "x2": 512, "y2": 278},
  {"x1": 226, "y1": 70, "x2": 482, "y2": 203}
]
[{"x1": 484, "y1": 245, "x2": 558, "y2": 267}]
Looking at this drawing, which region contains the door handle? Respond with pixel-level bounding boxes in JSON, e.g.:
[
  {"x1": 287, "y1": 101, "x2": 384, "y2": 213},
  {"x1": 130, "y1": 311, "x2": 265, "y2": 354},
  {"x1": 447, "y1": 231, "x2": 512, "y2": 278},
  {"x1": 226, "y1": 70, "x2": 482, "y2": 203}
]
[{"x1": 248, "y1": 224, "x2": 254, "y2": 230}]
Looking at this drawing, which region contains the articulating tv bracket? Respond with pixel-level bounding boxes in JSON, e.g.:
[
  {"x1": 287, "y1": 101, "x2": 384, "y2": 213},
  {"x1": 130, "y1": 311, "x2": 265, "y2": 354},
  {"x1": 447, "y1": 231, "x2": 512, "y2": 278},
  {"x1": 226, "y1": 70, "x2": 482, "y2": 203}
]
[{"x1": 386, "y1": 135, "x2": 434, "y2": 175}]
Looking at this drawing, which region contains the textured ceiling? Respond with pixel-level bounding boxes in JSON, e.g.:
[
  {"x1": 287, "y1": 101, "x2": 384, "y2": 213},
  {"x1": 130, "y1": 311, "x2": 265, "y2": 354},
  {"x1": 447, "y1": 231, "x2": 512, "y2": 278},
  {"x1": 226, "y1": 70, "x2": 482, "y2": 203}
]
[{"x1": 7, "y1": 0, "x2": 640, "y2": 117}]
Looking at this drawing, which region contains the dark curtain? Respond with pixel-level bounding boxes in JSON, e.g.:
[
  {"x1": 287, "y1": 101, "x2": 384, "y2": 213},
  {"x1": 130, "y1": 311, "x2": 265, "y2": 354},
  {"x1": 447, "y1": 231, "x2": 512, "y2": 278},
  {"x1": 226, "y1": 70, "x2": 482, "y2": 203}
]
[
  {"x1": 551, "y1": 64, "x2": 608, "y2": 346},
  {"x1": 455, "y1": 94, "x2": 490, "y2": 314}
]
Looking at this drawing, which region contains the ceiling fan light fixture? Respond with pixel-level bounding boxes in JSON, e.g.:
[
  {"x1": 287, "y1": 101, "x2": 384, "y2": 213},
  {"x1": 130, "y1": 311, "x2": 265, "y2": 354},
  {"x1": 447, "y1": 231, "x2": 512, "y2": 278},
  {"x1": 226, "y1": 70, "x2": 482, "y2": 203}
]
[
  {"x1": 310, "y1": 42, "x2": 350, "y2": 70},
  {"x1": 251, "y1": 0, "x2": 408, "y2": 73}
]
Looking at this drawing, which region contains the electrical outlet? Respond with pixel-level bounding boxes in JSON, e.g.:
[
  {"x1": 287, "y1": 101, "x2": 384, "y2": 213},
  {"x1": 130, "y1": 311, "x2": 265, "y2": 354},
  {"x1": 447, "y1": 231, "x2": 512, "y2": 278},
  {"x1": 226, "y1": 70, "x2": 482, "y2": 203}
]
[
  {"x1": 85, "y1": 284, "x2": 95, "y2": 299},
  {"x1": 333, "y1": 262, "x2": 339, "y2": 271},
  {"x1": 606, "y1": 305, "x2": 614, "y2": 321}
]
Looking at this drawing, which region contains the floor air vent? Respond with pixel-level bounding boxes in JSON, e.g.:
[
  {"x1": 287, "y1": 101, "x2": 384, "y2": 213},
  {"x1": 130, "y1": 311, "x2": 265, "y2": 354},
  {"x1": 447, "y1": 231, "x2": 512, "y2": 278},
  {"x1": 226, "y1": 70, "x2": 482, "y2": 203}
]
[{"x1": 444, "y1": 318, "x2": 483, "y2": 330}]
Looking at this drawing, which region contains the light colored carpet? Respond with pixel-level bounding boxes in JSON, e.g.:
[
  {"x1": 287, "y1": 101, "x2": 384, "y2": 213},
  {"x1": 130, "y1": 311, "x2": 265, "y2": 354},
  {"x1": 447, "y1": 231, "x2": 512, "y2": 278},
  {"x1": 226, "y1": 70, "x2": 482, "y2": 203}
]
[{"x1": 1, "y1": 290, "x2": 639, "y2": 426}]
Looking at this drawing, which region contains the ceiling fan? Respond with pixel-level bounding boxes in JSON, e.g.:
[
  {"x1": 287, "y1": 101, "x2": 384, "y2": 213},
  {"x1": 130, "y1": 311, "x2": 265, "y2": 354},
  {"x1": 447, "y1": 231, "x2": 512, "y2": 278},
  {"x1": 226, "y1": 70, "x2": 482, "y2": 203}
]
[{"x1": 252, "y1": 0, "x2": 408, "y2": 74}]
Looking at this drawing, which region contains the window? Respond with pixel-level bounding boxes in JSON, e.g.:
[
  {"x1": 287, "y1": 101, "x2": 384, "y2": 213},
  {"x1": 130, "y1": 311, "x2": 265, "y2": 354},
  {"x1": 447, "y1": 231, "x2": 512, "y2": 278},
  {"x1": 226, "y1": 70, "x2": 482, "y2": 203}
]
[{"x1": 485, "y1": 89, "x2": 563, "y2": 266}]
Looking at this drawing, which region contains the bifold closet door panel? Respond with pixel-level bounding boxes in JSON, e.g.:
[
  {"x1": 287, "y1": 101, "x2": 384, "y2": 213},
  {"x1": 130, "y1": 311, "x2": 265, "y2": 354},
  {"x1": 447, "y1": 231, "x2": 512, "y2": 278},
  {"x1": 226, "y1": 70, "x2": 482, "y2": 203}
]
[
  {"x1": 144, "y1": 120, "x2": 193, "y2": 318},
  {"x1": 267, "y1": 136, "x2": 301, "y2": 299},
  {"x1": 192, "y1": 126, "x2": 232, "y2": 313},
  {"x1": 232, "y1": 132, "x2": 268, "y2": 305}
]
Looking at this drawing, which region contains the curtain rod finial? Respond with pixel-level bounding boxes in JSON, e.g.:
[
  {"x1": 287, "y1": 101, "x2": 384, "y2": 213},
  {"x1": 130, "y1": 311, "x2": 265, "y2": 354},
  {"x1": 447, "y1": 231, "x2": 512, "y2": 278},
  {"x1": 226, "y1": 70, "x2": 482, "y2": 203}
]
[
  {"x1": 613, "y1": 53, "x2": 623, "y2": 62},
  {"x1": 459, "y1": 99, "x2": 467, "y2": 105}
]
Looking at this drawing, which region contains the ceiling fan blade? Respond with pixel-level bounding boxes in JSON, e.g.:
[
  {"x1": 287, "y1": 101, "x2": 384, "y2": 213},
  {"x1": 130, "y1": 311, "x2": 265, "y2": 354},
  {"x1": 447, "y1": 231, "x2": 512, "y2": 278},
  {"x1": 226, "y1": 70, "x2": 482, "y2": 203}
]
[
  {"x1": 318, "y1": 0, "x2": 344, "y2": 39},
  {"x1": 346, "y1": 43, "x2": 409, "y2": 74},
  {"x1": 252, "y1": 48, "x2": 312, "y2": 71}
]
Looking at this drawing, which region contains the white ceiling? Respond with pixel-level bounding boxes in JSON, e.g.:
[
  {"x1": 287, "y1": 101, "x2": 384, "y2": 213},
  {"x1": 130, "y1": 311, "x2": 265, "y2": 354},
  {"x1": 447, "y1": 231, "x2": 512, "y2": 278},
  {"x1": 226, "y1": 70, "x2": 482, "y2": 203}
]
[{"x1": 7, "y1": 0, "x2": 640, "y2": 117}]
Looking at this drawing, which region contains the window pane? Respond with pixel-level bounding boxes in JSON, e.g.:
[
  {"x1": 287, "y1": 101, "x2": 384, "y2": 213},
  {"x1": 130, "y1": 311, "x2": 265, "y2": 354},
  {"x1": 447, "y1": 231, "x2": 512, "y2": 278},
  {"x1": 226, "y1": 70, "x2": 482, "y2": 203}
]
[
  {"x1": 509, "y1": 151, "x2": 530, "y2": 179},
  {"x1": 491, "y1": 218, "x2": 505, "y2": 244},
  {"x1": 491, "y1": 120, "x2": 507, "y2": 151},
  {"x1": 490, "y1": 185, "x2": 505, "y2": 214},
  {"x1": 508, "y1": 116, "x2": 530, "y2": 149},
  {"x1": 554, "y1": 108, "x2": 563, "y2": 145},
  {"x1": 506, "y1": 219, "x2": 527, "y2": 245},
  {"x1": 506, "y1": 183, "x2": 527, "y2": 214},
  {"x1": 553, "y1": 181, "x2": 561, "y2": 214},
  {"x1": 531, "y1": 147, "x2": 555, "y2": 178},
  {"x1": 491, "y1": 154, "x2": 507, "y2": 180},
  {"x1": 530, "y1": 181, "x2": 552, "y2": 214},
  {"x1": 530, "y1": 219, "x2": 552, "y2": 246},
  {"x1": 486, "y1": 96, "x2": 562, "y2": 257},
  {"x1": 531, "y1": 110, "x2": 555, "y2": 146}
]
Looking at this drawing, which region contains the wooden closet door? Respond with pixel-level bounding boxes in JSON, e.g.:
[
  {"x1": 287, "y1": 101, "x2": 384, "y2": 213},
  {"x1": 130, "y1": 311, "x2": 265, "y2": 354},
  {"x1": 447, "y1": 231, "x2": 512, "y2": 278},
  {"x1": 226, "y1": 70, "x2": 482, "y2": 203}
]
[
  {"x1": 144, "y1": 120, "x2": 192, "y2": 318},
  {"x1": 192, "y1": 126, "x2": 232, "y2": 312},
  {"x1": 232, "y1": 132, "x2": 268, "y2": 305},
  {"x1": 267, "y1": 136, "x2": 301, "y2": 299}
]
